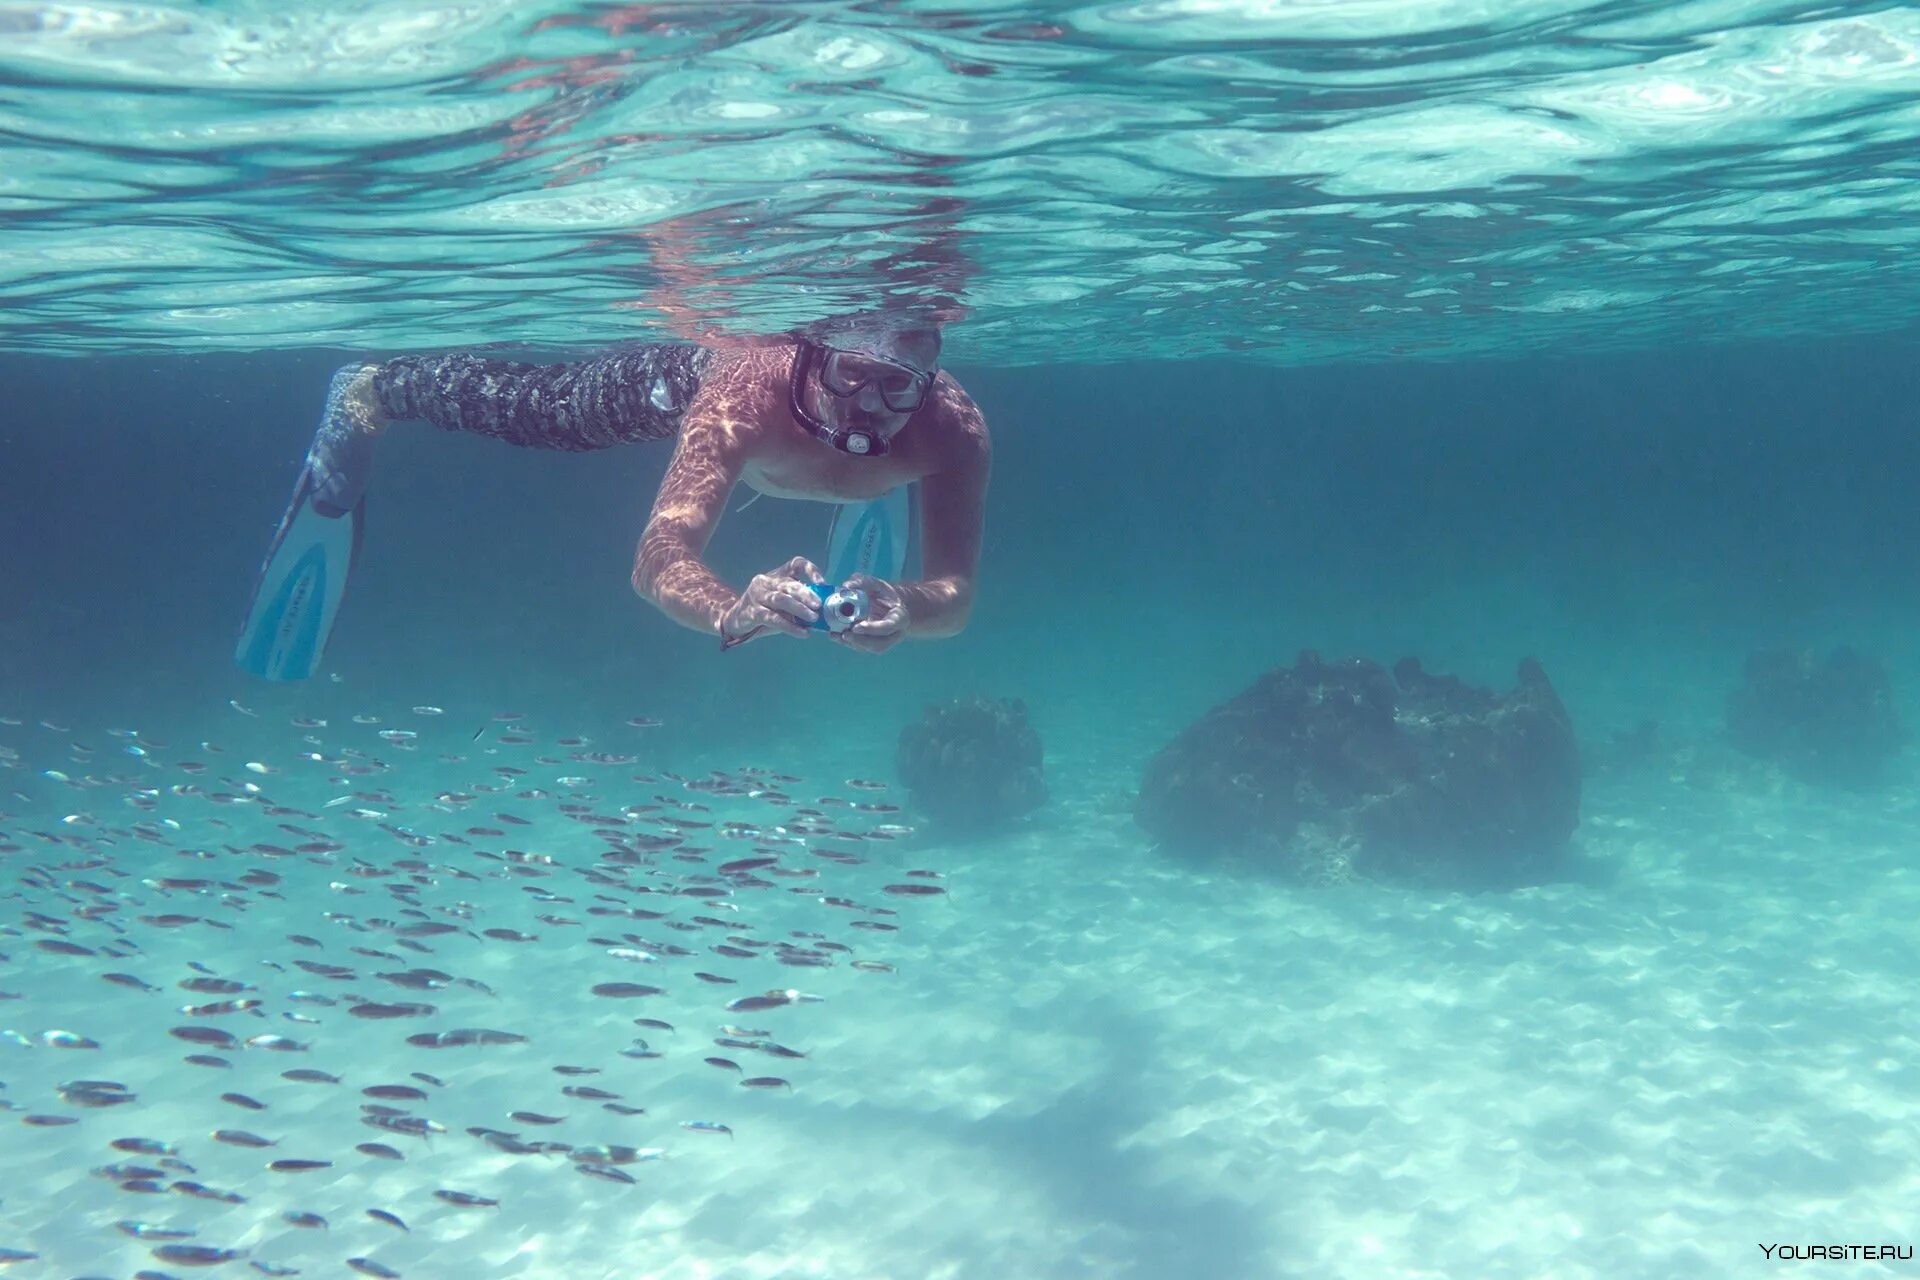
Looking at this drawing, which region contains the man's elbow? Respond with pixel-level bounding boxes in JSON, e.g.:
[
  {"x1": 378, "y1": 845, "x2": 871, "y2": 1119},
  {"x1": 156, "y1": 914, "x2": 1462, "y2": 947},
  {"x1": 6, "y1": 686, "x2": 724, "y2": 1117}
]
[
  {"x1": 631, "y1": 534, "x2": 687, "y2": 605},
  {"x1": 914, "y1": 579, "x2": 973, "y2": 639},
  {"x1": 630, "y1": 554, "x2": 661, "y2": 604}
]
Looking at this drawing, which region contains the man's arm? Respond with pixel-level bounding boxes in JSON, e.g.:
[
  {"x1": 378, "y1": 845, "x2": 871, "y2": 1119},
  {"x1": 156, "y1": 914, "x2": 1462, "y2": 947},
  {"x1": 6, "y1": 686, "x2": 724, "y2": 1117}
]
[
  {"x1": 631, "y1": 403, "x2": 748, "y2": 635},
  {"x1": 899, "y1": 395, "x2": 991, "y2": 639}
]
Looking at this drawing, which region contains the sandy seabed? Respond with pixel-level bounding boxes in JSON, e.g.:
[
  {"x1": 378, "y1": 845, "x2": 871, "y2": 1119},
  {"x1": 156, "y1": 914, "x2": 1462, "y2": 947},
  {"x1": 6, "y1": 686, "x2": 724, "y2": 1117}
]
[{"x1": 2, "y1": 705, "x2": 1917, "y2": 1280}]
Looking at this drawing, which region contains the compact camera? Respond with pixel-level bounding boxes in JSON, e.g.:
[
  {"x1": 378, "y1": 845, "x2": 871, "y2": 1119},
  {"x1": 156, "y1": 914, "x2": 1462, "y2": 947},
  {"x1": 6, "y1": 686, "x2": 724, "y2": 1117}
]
[{"x1": 808, "y1": 581, "x2": 870, "y2": 634}]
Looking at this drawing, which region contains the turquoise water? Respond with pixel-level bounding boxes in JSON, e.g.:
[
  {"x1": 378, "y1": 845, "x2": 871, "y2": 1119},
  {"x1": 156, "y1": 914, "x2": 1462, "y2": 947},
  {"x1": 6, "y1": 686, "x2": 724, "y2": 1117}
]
[
  {"x1": 6, "y1": 5, "x2": 1920, "y2": 1279},
  {"x1": 4, "y1": 3, "x2": 1920, "y2": 360}
]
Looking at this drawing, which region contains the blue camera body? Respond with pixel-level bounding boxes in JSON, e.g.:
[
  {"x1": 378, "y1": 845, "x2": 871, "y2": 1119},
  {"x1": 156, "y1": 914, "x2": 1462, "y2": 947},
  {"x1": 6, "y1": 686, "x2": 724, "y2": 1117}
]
[{"x1": 809, "y1": 581, "x2": 870, "y2": 634}]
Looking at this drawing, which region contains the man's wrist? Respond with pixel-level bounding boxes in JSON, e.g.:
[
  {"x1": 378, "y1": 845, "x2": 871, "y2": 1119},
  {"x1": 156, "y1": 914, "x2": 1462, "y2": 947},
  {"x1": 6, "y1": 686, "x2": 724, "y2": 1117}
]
[{"x1": 718, "y1": 605, "x2": 764, "y2": 651}]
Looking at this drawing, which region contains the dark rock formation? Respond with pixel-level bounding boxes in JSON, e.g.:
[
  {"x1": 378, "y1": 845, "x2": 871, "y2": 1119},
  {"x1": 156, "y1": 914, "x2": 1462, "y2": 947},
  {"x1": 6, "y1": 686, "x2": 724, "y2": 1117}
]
[
  {"x1": 897, "y1": 696, "x2": 1046, "y2": 829},
  {"x1": 1135, "y1": 653, "x2": 1581, "y2": 888},
  {"x1": 1727, "y1": 647, "x2": 1905, "y2": 786}
]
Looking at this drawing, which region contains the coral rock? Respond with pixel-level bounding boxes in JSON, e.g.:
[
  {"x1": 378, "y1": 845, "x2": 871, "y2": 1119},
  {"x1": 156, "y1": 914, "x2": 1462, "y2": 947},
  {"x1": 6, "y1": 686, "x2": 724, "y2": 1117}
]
[
  {"x1": 897, "y1": 696, "x2": 1046, "y2": 829},
  {"x1": 1135, "y1": 652, "x2": 1580, "y2": 888}
]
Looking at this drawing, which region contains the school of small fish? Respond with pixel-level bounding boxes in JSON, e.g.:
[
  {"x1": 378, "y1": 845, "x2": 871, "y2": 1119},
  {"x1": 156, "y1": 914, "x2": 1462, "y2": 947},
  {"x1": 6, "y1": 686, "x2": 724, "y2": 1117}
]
[{"x1": 0, "y1": 704, "x2": 949, "y2": 1273}]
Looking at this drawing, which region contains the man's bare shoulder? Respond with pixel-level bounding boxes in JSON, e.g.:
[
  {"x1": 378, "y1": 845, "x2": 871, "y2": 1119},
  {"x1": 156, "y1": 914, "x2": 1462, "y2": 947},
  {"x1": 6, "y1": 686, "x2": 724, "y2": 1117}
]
[
  {"x1": 685, "y1": 345, "x2": 793, "y2": 433},
  {"x1": 927, "y1": 373, "x2": 990, "y2": 460}
]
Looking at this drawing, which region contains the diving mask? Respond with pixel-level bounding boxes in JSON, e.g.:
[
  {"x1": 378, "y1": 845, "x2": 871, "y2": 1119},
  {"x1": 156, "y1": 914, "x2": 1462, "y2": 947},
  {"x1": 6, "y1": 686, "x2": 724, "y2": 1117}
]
[{"x1": 818, "y1": 349, "x2": 932, "y2": 414}]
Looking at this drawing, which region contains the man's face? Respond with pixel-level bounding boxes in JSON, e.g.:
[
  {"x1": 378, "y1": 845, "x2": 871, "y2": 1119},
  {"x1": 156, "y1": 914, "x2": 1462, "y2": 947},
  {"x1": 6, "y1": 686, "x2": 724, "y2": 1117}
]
[{"x1": 815, "y1": 346, "x2": 935, "y2": 442}]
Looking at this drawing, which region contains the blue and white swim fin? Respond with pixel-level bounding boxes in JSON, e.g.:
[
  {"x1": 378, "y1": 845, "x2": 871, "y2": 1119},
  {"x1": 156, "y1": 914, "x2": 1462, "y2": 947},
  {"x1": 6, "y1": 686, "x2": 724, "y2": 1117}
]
[
  {"x1": 825, "y1": 483, "x2": 917, "y2": 585},
  {"x1": 235, "y1": 367, "x2": 377, "y2": 681},
  {"x1": 234, "y1": 465, "x2": 363, "y2": 682}
]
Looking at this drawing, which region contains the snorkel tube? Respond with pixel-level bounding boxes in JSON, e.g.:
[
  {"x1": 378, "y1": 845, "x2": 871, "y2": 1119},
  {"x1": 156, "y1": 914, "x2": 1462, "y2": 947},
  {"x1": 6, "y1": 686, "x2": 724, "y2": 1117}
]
[{"x1": 788, "y1": 341, "x2": 890, "y2": 457}]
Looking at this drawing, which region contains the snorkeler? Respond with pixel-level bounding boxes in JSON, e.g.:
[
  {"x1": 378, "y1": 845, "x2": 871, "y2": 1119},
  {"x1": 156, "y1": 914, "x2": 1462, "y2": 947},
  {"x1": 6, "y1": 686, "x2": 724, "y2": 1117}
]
[{"x1": 235, "y1": 315, "x2": 990, "y2": 680}]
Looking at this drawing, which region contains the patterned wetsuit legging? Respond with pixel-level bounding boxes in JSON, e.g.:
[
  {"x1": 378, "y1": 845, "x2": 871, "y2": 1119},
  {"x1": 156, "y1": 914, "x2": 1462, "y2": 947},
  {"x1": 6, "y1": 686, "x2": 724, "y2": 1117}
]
[{"x1": 371, "y1": 345, "x2": 712, "y2": 450}]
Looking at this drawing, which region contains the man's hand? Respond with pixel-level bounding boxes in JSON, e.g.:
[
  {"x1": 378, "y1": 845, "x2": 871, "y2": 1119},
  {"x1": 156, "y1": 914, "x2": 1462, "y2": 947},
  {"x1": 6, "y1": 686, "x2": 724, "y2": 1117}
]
[
  {"x1": 833, "y1": 574, "x2": 910, "y2": 654},
  {"x1": 719, "y1": 556, "x2": 827, "y2": 647}
]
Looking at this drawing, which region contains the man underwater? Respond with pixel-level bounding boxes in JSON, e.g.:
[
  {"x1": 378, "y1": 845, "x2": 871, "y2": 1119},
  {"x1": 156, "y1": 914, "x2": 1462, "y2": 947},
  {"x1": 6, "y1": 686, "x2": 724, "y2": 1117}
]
[{"x1": 236, "y1": 316, "x2": 990, "y2": 679}]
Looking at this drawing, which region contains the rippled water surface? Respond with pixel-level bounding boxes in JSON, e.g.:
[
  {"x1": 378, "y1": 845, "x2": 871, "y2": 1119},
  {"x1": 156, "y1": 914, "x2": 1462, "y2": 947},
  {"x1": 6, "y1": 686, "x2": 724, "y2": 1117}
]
[{"x1": 4, "y1": 1, "x2": 1919, "y2": 359}]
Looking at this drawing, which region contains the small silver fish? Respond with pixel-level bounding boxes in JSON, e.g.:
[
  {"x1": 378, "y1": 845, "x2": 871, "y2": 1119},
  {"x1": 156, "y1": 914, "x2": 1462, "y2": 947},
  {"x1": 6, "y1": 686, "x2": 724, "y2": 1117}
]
[
  {"x1": 576, "y1": 1163, "x2": 635, "y2": 1184},
  {"x1": 244, "y1": 1035, "x2": 309, "y2": 1052},
  {"x1": 103, "y1": 973, "x2": 161, "y2": 993},
  {"x1": 60, "y1": 1079, "x2": 135, "y2": 1107},
  {"x1": 115, "y1": 1220, "x2": 196, "y2": 1240},
  {"x1": 213, "y1": 1130, "x2": 276, "y2": 1149},
  {"x1": 154, "y1": 1243, "x2": 248, "y2": 1265},
  {"x1": 514, "y1": 1099, "x2": 579, "y2": 1123},
  {"x1": 111, "y1": 1138, "x2": 176, "y2": 1155}
]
